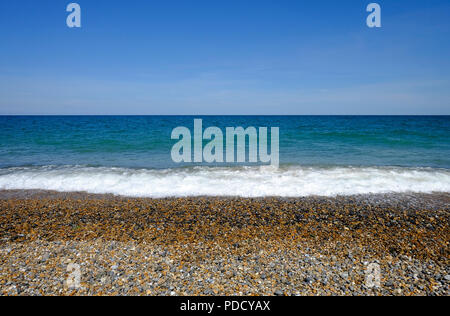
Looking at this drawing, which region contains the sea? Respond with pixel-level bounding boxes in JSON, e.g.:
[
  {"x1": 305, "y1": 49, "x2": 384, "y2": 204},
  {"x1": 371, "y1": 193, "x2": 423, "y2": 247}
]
[{"x1": 0, "y1": 115, "x2": 449, "y2": 198}]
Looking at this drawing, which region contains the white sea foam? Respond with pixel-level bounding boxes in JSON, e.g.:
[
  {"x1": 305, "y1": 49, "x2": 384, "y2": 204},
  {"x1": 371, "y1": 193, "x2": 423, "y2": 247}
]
[{"x1": 0, "y1": 165, "x2": 449, "y2": 198}]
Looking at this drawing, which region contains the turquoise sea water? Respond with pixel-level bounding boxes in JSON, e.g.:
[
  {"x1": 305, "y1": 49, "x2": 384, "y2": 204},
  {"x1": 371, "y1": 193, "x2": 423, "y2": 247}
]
[{"x1": 0, "y1": 116, "x2": 449, "y2": 197}]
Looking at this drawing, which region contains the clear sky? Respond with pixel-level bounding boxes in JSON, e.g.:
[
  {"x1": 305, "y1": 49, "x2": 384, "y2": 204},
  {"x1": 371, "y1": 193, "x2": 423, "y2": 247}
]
[{"x1": 0, "y1": 0, "x2": 449, "y2": 115}]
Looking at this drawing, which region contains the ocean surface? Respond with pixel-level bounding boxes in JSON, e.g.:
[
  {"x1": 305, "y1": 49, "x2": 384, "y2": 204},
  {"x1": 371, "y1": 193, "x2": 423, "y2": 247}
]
[{"x1": 0, "y1": 116, "x2": 449, "y2": 197}]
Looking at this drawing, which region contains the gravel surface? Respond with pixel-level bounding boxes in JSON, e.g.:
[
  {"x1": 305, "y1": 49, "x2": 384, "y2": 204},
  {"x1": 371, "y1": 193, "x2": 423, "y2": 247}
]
[{"x1": 0, "y1": 190, "x2": 448, "y2": 296}]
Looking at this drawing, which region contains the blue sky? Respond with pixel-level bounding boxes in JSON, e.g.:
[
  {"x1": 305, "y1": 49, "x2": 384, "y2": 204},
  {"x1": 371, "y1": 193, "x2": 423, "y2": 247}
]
[{"x1": 0, "y1": 0, "x2": 449, "y2": 115}]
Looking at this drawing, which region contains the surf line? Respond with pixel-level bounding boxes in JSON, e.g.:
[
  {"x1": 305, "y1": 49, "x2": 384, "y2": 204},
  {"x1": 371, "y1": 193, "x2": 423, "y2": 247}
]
[{"x1": 171, "y1": 119, "x2": 279, "y2": 167}]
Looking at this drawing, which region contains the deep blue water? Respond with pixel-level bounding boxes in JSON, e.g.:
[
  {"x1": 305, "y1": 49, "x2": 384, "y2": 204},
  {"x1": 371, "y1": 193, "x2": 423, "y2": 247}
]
[{"x1": 0, "y1": 116, "x2": 449, "y2": 169}]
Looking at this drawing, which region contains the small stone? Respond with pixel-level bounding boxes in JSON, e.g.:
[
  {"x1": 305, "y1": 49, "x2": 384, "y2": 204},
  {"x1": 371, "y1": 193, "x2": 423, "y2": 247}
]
[
  {"x1": 394, "y1": 289, "x2": 402, "y2": 295},
  {"x1": 38, "y1": 253, "x2": 50, "y2": 263}
]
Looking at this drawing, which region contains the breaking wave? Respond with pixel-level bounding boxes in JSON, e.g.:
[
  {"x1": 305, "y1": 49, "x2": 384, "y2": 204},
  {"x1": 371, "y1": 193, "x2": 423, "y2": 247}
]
[{"x1": 0, "y1": 165, "x2": 449, "y2": 198}]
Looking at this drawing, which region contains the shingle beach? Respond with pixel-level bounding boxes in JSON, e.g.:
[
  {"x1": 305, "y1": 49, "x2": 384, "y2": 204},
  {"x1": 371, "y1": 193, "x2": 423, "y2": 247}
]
[{"x1": 0, "y1": 190, "x2": 448, "y2": 296}]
